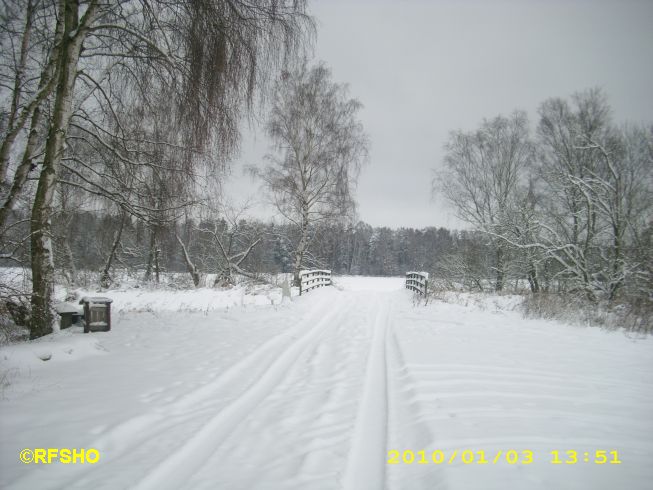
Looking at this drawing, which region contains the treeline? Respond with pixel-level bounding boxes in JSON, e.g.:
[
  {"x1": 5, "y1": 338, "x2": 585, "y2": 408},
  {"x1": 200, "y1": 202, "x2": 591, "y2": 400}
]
[
  {"x1": 3, "y1": 210, "x2": 473, "y2": 283},
  {"x1": 434, "y1": 89, "x2": 653, "y2": 307},
  {"x1": 4, "y1": 206, "x2": 599, "y2": 294}
]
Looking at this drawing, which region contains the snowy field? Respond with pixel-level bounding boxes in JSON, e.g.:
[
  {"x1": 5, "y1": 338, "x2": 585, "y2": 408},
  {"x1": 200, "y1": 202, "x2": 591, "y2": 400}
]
[{"x1": 1, "y1": 277, "x2": 652, "y2": 489}]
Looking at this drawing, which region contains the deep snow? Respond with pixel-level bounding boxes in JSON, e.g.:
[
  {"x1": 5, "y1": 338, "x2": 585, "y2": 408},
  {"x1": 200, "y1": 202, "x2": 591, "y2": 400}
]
[{"x1": 1, "y1": 277, "x2": 651, "y2": 489}]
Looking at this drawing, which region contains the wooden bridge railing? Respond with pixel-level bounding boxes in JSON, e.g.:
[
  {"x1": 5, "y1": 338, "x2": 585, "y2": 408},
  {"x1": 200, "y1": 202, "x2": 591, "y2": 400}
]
[
  {"x1": 299, "y1": 269, "x2": 332, "y2": 295},
  {"x1": 406, "y1": 271, "x2": 429, "y2": 295}
]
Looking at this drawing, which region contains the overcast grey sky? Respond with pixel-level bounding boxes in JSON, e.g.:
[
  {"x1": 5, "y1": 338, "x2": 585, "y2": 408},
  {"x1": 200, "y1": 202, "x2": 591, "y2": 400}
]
[{"x1": 226, "y1": 0, "x2": 653, "y2": 229}]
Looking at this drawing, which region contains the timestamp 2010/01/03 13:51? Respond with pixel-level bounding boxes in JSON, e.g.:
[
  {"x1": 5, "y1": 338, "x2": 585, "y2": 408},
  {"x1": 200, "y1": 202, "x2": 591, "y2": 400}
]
[{"x1": 387, "y1": 449, "x2": 622, "y2": 465}]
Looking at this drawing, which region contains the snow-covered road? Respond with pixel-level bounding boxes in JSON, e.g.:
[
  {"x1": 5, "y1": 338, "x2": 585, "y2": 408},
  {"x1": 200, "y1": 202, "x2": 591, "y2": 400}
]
[{"x1": 1, "y1": 277, "x2": 652, "y2": 489}]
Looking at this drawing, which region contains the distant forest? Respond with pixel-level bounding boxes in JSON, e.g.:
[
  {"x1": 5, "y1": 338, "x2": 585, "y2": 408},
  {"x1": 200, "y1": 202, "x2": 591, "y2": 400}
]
[
  {"x1": 4, "y1": 205, "x2": 614, "y2": 298},
  {"x1": 2, "y1": 210, "x2": 478, "y2": 282}
]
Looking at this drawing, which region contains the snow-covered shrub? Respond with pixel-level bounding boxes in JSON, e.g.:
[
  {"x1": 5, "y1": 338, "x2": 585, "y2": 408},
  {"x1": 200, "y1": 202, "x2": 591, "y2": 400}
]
[
  {"x1": 0, "y1": 310, "x2": 29, "y2": 345},
  {"x1": 521, "y1": 293, "x2": 652, "y2": 334}
]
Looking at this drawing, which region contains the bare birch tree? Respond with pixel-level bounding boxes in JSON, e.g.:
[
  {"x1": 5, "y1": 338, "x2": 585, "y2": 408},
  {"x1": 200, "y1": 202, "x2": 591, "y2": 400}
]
[
  {"x1": 251, "y1": 62, "x2": 368, "y2": 286},
  {"x1": 434, "y1": 111, "x2": 534, "y2": 291},
  {"x1": 536, "y1": 110, "x2": 652, "y2": 300},
  {"x1": 532, "y1": 89, "x2": 617, "y2": 299}
]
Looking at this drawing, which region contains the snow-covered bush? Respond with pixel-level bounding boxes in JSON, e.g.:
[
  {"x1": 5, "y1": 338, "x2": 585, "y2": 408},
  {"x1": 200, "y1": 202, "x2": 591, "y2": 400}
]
[{"x1": 521, "y1": 292, "x2": 652, "y2": 334}]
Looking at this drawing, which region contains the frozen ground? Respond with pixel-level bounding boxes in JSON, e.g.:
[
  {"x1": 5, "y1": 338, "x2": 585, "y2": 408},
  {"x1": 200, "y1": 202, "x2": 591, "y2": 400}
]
[{"x1": 1, "y1": 277, "x2": 651, "y2": 489}]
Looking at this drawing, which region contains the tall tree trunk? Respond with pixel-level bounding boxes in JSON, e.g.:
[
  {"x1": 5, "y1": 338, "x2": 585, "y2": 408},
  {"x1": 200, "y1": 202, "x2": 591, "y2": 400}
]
[
  {"x1": 154, "y1": 248, "x2": 160, "y2": 283},
  {"x1": 292, "y1": 203, "x2": 310, "y2": 288},
  {"x1": 609, "y1": 222, "x2": 623, "y2": 301},
  {"x1": 145, "y1": 228, "x2": 157, "y2": 281},
  {"x1": 527, "y1": 260, "x2": 539, "y2": 293},
  {"x1": 0, "y1": 3, "x2": 65, "y2": 229},
  {"x1": 62, "y1": 237, "x2": 76, "y2": 285},
  {"x1": 57, "y1": 187, "x2": 76, "y2": 285},
  {"x1": 494, "y1": 245, "x2": 505, "y2": 292},
  {"x1": 176, "y1": 232, "x2": 200, "y2": 287},
  {"x1": 0, "y1": 101, "x2": 45, "y2": 230},
  {"x1": 30, "y1": 0, "x2": 95, "y2": 339},
  {"x1": 100, "y1": 211, "x2": 126, "y2": 288},
  {"x1": 292, "y1": 242, "x2": 306, "y2": 288},
  {"x1": 348, "y1": 232, "x2": 356, "y2": 274}
]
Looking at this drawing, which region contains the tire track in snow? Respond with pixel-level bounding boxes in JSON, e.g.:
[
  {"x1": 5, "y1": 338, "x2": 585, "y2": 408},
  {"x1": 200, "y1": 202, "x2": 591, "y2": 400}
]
[
  {"x1": 184, "y1": 290, "x2": 377, "y2": 488},
  {"x1": 131, "y1": 295, "x2": 356, "y2": 490},
  {"x1": 9, "y1": 295, "x2": 335, "y2": 490},
  {"x1": 341, "y1": 294, "x2": 391, "y2": 490},
  {"x1": 385, "y1": 293, "x2": 447, "y2": 490}
]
